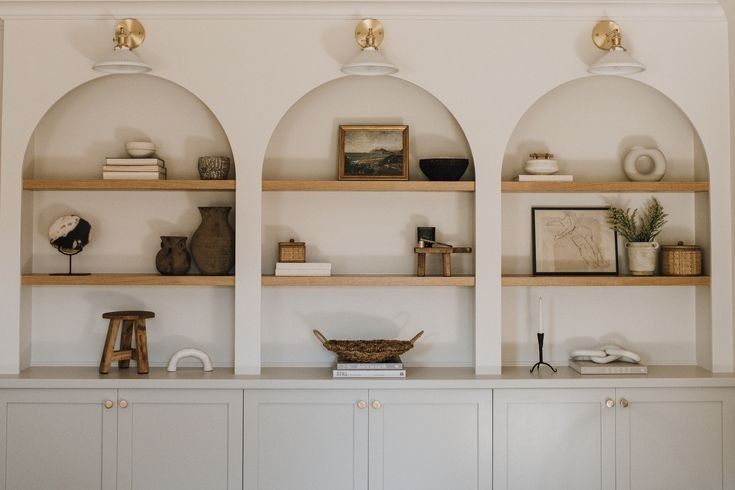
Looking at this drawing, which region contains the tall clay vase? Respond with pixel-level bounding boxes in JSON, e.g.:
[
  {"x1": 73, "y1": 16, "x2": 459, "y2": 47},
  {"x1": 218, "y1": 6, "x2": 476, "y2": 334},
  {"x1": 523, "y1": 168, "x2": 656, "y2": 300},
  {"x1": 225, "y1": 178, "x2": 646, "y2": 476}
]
[
  {"x1": 626, "y1": 241, "x2": 659, "y2": 276},
  {"x1": 156, "y1": 236, "x2": 192, "y2": 275},
  {"x1": 191, "y1": 207, "x2": 235, "y2": 275}
]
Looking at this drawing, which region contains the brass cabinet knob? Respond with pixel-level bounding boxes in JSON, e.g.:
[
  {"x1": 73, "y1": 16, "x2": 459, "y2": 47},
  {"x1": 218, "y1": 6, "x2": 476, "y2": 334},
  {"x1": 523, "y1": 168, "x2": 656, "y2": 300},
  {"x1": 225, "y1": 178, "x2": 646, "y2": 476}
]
[
  {"x1": 606, "y1": 399, "x2": 615, "y2": 408},
  {"x1": 371, "y1": 400, "x2": 382, "y2": 410},
  {"x1": 104, "y1": 400, "x2": 114, "y2": 409},
  {"x1": 620, "y1": 398, "x2": 629, "y2": 408},
  {"x1": 119, "y1": 400, "x2": 128, "y2": 409},
  {"x1": 356, "y1": 400, "x2": 367, "y2": 409}
]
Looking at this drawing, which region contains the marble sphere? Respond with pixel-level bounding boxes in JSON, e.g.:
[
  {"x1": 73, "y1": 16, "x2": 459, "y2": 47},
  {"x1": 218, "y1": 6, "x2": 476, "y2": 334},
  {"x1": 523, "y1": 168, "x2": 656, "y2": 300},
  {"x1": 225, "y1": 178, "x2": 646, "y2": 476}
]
[{"x1": 49, "y1": 215, "x2": 92, "y2": 254}]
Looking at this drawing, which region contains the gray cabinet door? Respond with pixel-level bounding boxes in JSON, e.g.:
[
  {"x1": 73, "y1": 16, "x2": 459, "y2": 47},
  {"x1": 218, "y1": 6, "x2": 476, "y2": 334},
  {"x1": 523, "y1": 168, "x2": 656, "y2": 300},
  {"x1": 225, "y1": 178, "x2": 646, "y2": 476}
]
[
  {"x1": 369, "y1": 389, "x2": 492, "y2": 490},
  {"x1": 493, "y1": 388, "x2": 616, "y2": 490},
  {"x1": 0, "y1": 388, "x2": 118, "y2": 490},
  {"x1": 616, "y1": 387, "x2": 735, "y2": 490},
  {"x1": 244, "y1": 389, "x2": 369, "y2": 490},
  {"x1": 116, "y1": 389, "x2": 242, "y2": 490}
]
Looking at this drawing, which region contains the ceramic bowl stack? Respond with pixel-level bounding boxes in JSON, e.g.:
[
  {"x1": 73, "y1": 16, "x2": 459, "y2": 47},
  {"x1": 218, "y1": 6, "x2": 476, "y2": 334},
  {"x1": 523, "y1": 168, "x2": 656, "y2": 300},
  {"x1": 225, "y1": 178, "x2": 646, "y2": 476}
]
[
  {"x1": 524, "y1": 157, "x2": 559, "y2": 175},
  {"x1": 515, "y1": 153, "x2": 572, "y2": 182},
  {"x1": 125, "y1": 141, "x2": 156, "y2": 158}
]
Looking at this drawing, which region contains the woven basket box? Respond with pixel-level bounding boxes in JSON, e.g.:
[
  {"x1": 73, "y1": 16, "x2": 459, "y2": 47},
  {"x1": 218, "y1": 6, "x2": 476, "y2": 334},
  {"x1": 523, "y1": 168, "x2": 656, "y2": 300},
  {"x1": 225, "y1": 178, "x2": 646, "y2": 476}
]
[
  {"x1": 661, "y1": 242, "x2": 702, "y2": 276},
  {"x1": 278, "y1": 239, "x2": 305, "y2": 263}
]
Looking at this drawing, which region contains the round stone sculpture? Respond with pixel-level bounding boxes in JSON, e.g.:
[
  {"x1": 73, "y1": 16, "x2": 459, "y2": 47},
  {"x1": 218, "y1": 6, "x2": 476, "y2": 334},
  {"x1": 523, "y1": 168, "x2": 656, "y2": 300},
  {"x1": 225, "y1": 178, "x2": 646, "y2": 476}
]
[
  {"x1": 49, "y1": 215, "x2": 91, "y2": 254},
  {"x1": 623, "y1": 147, "x2": 667, "y2": 182}
]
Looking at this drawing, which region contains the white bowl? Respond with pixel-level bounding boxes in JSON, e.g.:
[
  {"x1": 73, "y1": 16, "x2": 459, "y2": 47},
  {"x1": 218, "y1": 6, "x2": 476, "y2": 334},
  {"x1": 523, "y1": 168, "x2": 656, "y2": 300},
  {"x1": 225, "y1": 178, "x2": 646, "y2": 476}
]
[
  {"x1": 127, "y1": 148, "x2": 155, "y2": 158},
  {"x1": 126, "y1": 141, "x2": 156, "y2": 158},
  {"x1": 126, "y1": 141, "x2": 155, "y2": 150},
  {"x1": 524, "y1": 159, "x2": 559, "y2": 175}
]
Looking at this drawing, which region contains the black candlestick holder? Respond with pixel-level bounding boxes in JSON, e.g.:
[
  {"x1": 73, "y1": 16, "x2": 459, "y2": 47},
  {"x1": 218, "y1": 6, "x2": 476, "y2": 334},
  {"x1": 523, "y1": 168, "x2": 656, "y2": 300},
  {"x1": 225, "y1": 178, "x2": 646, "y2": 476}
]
[{"x1": 530, "y1": 332, "x2": 557, "y2": 374}]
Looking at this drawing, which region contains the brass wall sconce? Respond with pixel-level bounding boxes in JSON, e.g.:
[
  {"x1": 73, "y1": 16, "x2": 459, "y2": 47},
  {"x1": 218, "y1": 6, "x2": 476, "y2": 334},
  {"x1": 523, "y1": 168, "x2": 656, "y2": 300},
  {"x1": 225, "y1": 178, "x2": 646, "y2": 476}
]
[
  {"x1": 341, "y1": 19, "x2": 398, "y2": 76},
  {"x1": 93, "y1": 18, "x2": 152, "y2": 74},
  {"x1": 588, "y1": 20, "x2": 645, "y2": 75}
]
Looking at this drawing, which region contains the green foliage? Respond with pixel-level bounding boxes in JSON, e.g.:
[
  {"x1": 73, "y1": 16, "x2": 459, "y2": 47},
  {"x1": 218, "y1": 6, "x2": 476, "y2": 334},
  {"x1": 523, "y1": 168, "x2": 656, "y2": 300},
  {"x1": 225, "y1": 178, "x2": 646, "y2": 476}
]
[{"x1": 607, "y1": 197, "x2": 667, "y2": 242}]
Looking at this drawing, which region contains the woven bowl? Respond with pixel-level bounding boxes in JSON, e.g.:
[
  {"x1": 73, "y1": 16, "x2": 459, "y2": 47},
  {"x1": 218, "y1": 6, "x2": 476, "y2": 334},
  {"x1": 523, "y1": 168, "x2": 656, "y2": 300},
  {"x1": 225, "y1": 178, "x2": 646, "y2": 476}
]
[
  {"x1": 313, "y1": 330, "x2": 424, "y2": 363},
  {"x1": 198, "y1": 156, "x2": 231, "y2": 180}
]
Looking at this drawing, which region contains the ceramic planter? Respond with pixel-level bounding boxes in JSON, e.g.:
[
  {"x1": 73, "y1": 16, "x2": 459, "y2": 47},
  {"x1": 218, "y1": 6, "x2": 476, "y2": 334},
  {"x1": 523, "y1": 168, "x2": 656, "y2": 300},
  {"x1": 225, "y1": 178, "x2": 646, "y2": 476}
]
[
  {"x1": 191, "y1": 206, "x2": 235, "y2": 275},
  {"x1": 155, "y1": 236, "x2": 191, "y2": 275},
  {"x1": 625, "y1": 241, "x2": 659, "y2": 276}
]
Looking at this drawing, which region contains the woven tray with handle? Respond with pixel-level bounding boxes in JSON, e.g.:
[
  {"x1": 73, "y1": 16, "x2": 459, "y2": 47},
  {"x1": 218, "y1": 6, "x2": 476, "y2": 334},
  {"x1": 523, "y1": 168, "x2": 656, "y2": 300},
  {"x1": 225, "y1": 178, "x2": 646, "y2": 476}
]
[{"x1": 313, "y1": 329, "x2": 424, "y2": 363}]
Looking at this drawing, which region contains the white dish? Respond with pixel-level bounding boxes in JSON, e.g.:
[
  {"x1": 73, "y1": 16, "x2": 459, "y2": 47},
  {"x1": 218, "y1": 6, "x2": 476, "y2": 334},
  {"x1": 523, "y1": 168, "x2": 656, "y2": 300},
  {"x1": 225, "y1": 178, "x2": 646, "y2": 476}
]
[
  {"x1": 126, "y1": 141, "x2": 156, "y2": 158},
  {"x1": 126, "y1": 141, "x2": 155, "y2": 150},
  {"x1": 524, "y1": 159, "x2": 559, "y2": 175}
]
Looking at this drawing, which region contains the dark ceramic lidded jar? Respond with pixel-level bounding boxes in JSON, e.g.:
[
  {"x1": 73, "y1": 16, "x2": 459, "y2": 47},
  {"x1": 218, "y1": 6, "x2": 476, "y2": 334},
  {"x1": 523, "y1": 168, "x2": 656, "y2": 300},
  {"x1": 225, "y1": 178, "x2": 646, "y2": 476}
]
[
  {"x1": 190, "y1": 206, "x2": 235, "y2": 275},
  {"x1": 155, "y1": 236, "x2": 192, "y2": 276}
]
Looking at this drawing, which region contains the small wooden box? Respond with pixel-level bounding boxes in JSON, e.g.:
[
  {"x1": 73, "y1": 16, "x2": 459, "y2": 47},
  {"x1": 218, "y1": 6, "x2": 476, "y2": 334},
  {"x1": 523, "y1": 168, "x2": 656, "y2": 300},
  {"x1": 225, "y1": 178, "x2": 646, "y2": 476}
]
[{"x1": 279, "y1": 239, "x2": 305, "y2": 263}]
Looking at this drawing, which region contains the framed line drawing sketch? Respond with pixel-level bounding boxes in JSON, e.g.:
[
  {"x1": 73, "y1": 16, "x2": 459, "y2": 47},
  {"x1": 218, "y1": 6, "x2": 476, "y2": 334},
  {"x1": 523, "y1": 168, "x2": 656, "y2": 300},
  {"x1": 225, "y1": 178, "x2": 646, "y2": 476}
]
[
  {"x1": 532, "y1": 207, "x2": 619, "y2": 275},
  {"x1": 338, "y1": 125, "x2": 409, "y2": 180}
]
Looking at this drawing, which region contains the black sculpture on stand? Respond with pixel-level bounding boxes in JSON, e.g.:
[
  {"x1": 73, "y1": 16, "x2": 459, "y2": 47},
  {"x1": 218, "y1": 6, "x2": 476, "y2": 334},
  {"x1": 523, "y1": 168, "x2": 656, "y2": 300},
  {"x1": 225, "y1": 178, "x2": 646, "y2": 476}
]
[{"x1": 48, "y1": 215, "x2": 92, "y2": 276}]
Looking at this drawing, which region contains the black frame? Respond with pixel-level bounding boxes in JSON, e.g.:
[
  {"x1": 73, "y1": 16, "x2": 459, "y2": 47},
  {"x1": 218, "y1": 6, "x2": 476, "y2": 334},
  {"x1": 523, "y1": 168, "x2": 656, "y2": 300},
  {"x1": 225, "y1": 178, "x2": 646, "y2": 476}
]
[{"x1": 531, "y1": 206, "x2": 619, "y2": 276}]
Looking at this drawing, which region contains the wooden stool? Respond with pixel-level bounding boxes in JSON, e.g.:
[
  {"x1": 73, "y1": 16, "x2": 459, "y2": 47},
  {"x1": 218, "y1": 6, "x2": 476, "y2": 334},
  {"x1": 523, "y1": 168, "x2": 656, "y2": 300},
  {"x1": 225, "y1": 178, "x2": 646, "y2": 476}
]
[
  {"x1": 415, "y1": 246, "x2": 472, "y2": 277},
  {"x1": 99, "y1": 311, "x2": 154, "y2": 375}
]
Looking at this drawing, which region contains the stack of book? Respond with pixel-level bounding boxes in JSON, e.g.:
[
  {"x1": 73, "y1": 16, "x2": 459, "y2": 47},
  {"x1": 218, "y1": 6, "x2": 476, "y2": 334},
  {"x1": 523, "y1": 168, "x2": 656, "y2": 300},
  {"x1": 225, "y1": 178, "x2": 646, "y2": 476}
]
[
  {"x1": 514, "y1": 174, "x2": 573, "y2": 182},
  {"x1": 103, "y1": 158, "x2": 166, "y2": 180},
  {"x1": 275, "y1": 262, "x2": 331, "y2": 276},
  {"x1": 332, "y1": 357, "x2": 406, "y2": 378}
]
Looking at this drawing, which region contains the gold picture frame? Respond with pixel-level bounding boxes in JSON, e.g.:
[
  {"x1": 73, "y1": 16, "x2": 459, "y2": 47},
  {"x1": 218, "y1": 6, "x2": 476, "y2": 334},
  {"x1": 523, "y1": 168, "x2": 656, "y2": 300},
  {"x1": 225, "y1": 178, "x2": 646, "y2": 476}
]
[{"x1": 338, "y1": 125, "x2": 409, "y2": 180}]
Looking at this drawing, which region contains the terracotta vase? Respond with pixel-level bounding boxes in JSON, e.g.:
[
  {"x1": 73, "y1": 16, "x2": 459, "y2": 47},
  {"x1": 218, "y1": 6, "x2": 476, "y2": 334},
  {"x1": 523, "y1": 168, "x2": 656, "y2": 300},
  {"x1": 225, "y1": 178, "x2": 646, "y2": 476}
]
[
  {"x1": 155, "y1": 236, "x2": 192, "y2": 276},
  {"x1": 190, "y1": 207, "x2": 235, "y2": 275}
]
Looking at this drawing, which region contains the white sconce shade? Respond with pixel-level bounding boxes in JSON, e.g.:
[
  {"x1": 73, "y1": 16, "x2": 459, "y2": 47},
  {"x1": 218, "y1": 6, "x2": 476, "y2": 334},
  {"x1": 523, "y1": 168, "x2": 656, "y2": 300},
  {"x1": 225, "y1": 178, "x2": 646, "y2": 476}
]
[
  {"x1": 93, "y1": 46, "x2": 152, "y2": 74},
  {"x1": 341, "y1": 46, "x2": 398, "y2": 76},
  {"x1": 588, "y1": 20, "x2": 645, "y2": 76},
  {"x1": 93, "y1": 18, "x2": 152, "y2": 74},
  {"x1": 588, "y1": 47, "x2": 645, "y2": 75},
  {"x1": 341, "y1": 19, "x2": 398, "y2": 76}
]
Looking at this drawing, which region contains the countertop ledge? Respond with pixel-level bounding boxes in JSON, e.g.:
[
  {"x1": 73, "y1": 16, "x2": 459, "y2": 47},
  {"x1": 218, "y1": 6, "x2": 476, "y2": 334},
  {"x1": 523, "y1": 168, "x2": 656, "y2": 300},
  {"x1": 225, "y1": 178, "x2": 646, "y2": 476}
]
[{"x1": 0, "y1": 366, "x2": 734, "y2": 389}]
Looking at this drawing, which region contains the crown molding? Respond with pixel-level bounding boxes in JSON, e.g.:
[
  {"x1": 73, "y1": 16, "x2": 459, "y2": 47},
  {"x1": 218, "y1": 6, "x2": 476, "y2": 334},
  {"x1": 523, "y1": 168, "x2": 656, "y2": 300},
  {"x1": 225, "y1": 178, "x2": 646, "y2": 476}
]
[{"x1": 0, "y1": 1, "x2": 726, "y2": 21}]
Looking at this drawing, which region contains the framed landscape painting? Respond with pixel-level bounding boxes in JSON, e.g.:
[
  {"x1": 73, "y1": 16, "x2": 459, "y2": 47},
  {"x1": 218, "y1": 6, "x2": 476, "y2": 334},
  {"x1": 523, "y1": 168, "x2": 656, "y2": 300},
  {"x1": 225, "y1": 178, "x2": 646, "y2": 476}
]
[
  {"x1": 338, "y1": 125, "x2": 409, "y2": 180},
  {"x1": 532, "y1": 207, "x2": 619, "y2": 275}
]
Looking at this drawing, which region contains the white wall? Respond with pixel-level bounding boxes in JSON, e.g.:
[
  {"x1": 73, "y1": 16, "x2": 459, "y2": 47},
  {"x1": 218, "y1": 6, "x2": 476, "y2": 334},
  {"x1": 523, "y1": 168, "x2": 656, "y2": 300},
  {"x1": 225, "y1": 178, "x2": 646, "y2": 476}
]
[{"x1": 0, "y1": 1, "x2": 731, "y2": 374}]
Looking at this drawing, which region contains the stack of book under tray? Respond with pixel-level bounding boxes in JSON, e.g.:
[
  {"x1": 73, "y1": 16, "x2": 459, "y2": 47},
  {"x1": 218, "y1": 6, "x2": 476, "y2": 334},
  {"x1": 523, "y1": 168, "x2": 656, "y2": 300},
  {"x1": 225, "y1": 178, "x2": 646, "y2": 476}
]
[
  {"x1": 275, "y1": 262, "x2": 331, "y2": 276},
  {"x1": 103, "y1": 158, "x2": 166, "y2": 180},
  {"x1": 332, "y1": 357, "x2": 406, "y2": 378}
]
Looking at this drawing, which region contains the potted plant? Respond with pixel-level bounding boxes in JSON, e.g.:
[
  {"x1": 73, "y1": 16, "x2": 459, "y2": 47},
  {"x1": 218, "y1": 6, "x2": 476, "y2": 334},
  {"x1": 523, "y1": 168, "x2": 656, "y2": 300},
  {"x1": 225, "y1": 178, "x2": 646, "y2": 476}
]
[{"x1": 607, "y1": 198, "x2": 667, "y2": 276}]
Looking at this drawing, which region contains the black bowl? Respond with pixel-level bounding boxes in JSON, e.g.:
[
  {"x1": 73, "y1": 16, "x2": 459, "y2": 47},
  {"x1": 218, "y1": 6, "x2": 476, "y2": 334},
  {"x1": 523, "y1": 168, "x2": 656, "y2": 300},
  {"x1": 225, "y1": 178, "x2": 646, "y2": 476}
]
[{"x1": 419, "y1": 158, "x2": 470, "y2": 181}]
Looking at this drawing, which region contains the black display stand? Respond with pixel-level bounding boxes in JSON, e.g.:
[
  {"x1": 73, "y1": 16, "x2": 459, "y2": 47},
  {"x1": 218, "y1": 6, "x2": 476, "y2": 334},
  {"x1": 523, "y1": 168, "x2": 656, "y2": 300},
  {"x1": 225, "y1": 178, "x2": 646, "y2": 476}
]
[
  {"x1": 530, "y1": 332, "x2": 557, "y2": 374},
  {"x1": 50, "y1": 248, "x2": 91, "y2": 276}
]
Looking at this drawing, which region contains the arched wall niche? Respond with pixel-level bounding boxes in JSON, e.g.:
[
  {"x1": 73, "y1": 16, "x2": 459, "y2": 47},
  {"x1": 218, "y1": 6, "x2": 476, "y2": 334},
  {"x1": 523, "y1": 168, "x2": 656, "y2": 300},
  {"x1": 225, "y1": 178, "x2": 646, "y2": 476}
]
[
  {"x1": 263, "y1": 75, "x2": 475, "y2": 181},
  {"x1": 499, "y1": 75, "x2": 712, "y2": 368},
  {"x1": 502, "y1": 76, "x2": 709, "y2": 182},
  {"x1": 24, "y1": 74, "x2": 234, "y2": 179},
  {"x1": 259, "y1": 75, "x2": 477, "y2": 368},
  {"x1": 22, "y1": 74, "x2": 237, "y2": 368}
]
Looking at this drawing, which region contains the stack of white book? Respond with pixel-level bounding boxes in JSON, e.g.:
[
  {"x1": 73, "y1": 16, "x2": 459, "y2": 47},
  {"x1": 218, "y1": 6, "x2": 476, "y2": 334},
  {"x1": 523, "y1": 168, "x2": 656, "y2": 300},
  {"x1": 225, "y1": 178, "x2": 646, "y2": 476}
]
[
  {"x1": 103, "y1": 158, "x2": 166, "y2": 180},
  {"x1": 275, "y1": 262, "x2": 331, "y2": 276},
  {"x1": 514, "y1": 174, "x2": 573, "y2": 182},
  {"x1": 332, "y1": 357, "x2": 406, "y2": 378}
]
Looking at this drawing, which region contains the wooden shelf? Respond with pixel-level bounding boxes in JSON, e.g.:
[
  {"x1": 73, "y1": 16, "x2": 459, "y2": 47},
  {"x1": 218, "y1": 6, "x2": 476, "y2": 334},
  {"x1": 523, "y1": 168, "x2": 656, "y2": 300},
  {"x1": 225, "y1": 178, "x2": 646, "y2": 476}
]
[
  {"x1": 23, "y1": 179, "x2": 235, "y2": 191},
  {"x1": 22, "y1": 274, "x2": 235, "y2": 287},
  {"x1": 501, "y1": 181, "x2": 709, "y2": 193},
  {"x1": 262, "y1": 275, "x2": 475, "y2": 287},
  {"x1": 262, "y1": 180, "x2": 475, "y2": 192},
  {"x1": 501, "y1": 274, "x2": 710, "y2": 287}
]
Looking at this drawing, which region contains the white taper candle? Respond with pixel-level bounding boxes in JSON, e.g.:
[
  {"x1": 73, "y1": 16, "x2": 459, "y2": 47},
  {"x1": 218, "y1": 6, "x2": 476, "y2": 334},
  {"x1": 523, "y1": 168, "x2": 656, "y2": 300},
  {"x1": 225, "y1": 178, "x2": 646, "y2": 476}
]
[{"x1": 538, "y1": 296, "x2": 544, "y2": 334}]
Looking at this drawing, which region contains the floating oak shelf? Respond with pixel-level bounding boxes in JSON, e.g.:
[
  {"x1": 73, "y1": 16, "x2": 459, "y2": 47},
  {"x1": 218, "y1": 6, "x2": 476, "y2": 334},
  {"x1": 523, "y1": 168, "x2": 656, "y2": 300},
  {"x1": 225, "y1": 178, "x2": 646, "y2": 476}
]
[
  {"x1": 501, "y1": 274, "x2": 710, "y2": 287},
  {"x1": 262, "y1": 180, "x2": 475, "y2": 192},
  {"x1": 23, "y1": 179, "x2": 235, "y2": 191},
  {"x1": 501, "y1": 181, "x2": 708, "y2": 193},
  {"x1": 262, "y1": 275, "x2": 475, "y2": 287},
  {"x1": 22, "y1": 274, "x2": 235, "y2": 287}
]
